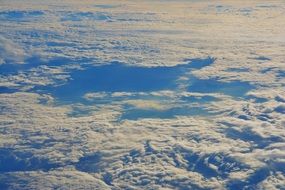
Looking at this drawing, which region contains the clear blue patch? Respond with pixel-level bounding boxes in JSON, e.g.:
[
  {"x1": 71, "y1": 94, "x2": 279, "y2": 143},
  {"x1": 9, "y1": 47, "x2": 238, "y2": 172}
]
[
  {"x1": 274, "y1": 105, "x2": 285, "y2": 114},
  {"x1": 246, "y1": 95, "x2": 268, "y2": 103},
  {"x1": 0, "y1": 182, "x2": 8, "y2": 190},
  {"x1": 0, "y1": 86, "x2": 18, "y2": 94},
  {"x1": 255, "y1": 56, "x2": 271, "y2": 61},
  {"x1": 35, "y1": 58, "x2": 214, "y2": 103},
  {"x1": 277, "y1": 70, "x2": 285, "y2": 78},
  {"x1": 61, "y1": 12, "x2": 111, "y2": 21},
  {"x1": 28, "y1": 57, "x2": 256, "y2": 120},
  {"x1": 46, "y1": 41, "x2": 76, "y2": 47},
  {"x1": 181, "y1": 95, "x2": 219, "y2": 103},
  {"x1": 0, "y1": 10, "x2": 44, "y2": 21},
  {"x1": 0, "y1": 56, "x2": 43, "y2": 75},
  {"x1": 120, "y1": 106, "x2": 213, "y2": 120},
  {"x1": 183, "y1": 57, "x2": 216, "y2": 69},
  {"x1": 0, "y1": 148, "x2": 60, "y2": 172},
  {"x1": 188, "y1": 79, "x2": 254, "y2": 98}
]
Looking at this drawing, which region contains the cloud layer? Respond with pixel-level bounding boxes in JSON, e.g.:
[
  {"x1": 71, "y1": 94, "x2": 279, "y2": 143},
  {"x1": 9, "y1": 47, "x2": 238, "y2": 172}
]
[{"x1": 0, "y1": 0, "x2": 285, "y2": 189}]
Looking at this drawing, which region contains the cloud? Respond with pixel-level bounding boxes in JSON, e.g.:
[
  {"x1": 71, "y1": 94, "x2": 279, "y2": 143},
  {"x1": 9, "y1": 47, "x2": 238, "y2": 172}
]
[
  {"x1": 1, "y1": 89, "x2": 285, "y2": 189},
  {"x1": 123, "y1": 99, "x2": 170, "y2": 110},
  {"x1": 0, "y1": 169, "x2": 111, "y2": 190},
  {"x1": 257, "y1": 172, "x2": 285, "y2": 190},
  {"x1": 0, "y1": 36, "x2": 26, "y2": 64},
  {"x1": 0, "y1": 0, "x2": 285, "y2": 189}
]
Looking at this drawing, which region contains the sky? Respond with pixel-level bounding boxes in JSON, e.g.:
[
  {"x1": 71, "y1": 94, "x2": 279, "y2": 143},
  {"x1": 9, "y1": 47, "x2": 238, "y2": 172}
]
[{"x1": 0, "y1": 0, "x2": 285, "y2": 189}]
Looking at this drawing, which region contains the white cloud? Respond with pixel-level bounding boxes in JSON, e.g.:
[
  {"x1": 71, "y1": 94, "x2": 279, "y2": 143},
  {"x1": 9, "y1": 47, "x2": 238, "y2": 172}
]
[
  {"x1": 123, "y1": 99, "x2": 170, "y2": 110},
  {"x1": 1, "y1": 90, "x2": 285, "y2": 189},
  {"x1": 0, "y1": 0, "x2": 285, "y2": 189},
  {"x1": 0, "y1": 36, "x2": 26, "y2": 64}
]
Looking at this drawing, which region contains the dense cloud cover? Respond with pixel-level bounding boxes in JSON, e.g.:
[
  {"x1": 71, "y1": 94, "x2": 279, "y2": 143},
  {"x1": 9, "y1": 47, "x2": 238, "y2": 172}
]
[{"x1": 0, "y1": 0, "x2": 285, "y2": 189}]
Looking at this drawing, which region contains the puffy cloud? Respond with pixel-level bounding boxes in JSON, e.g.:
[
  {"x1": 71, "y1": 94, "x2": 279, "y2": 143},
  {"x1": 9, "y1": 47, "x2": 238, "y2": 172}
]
[
  {"x1": 0, "y1": 36, "x2": 26, "y2": 64},
  {"x1": 0, "y1": 168, "x2": 111, "y2": 190},
  {"x1": 123, "y1": 99, "x2": 170, "y2": 111},
  {"x1": 1, "y1": 88, "x2": 285, "y2": 189}
]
